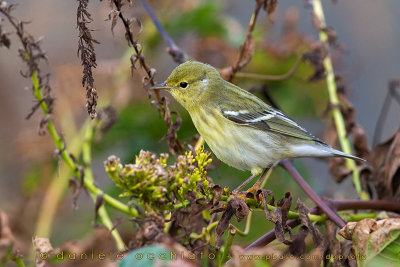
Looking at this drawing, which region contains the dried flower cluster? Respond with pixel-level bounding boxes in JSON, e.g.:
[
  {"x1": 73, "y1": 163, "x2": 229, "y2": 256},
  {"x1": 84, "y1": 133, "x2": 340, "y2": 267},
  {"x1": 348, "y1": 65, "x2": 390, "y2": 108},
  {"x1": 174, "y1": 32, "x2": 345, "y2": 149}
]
[
  {"x1": 105, "y1": 146, "x2": 220, "y2": 212},
  {"x1": 77, "y1": 0, "x2": 99, "y2": 119}
]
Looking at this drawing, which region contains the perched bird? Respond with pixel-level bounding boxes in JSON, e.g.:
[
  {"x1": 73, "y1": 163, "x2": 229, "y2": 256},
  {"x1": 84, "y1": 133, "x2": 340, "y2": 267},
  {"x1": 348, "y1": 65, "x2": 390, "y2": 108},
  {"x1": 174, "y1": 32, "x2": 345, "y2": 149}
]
[{"x1": 153, "y1": 61, "x2": 364, "y2": 192}]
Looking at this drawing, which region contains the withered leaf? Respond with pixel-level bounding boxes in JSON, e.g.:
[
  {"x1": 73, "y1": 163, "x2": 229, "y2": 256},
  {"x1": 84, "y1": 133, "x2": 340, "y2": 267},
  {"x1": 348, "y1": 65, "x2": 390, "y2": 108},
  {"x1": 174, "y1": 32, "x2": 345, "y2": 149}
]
[
  {"x1": 277, "y1": 192, "x2": 292, "y2": 229},
  {"x1": 339, "y1": 218, "x2": 400, "y2": 265},
  {"x1": 256, "y1": 189, "x2": 275, "y2": 206},
  {"x1": 93, "y1": 194, "x2": 104, "y2": 227},
  {"x1": 0, "y1": 28, "x2": 11, "y2": 48},
  {"x1": 325, "y1": 220, "x2": 341, "y2": 267},
  {"x1": 295, "y1": 199, "x2": 323, "y2": 246},
  {"x1": 33, "y1": 237, "x2": 61, "y2": 267},
  {"x1": 142, "y1": 67, "x2": 156, "y2": 88},
  {"x1": 371, "y1": 128, "x2": 400, "y2": 201},
  {"x1": 262, "y1": 0, "x2": 278, "y2": 16},
  {"x1": 237, "y1": 35, "x2": 255, "y2": 71},
  {"x1": 127, "y1": 17, "x2": 143, "y2": 38},
  {"x1": 215, "y1": 197, "x2": 249, "y2": 248},
  {"x1": 106, "y1": 9, "x2": 120, "y2": 35},
  {"x1": 302, "y1": 44, "x2": 327, "y2": 81},
  {"x1": 212, "y1": 185, "x2": 224, "y2": 206},
  {"x1": 68, "y1": 175, "x2": 83, "y2": 210},
  {"x1": 288, "y1": 225, "x2": 308, "y2": 256},
  {"x1": 328, "y1": 157, "x2": 352, "y2": 183},
  {"x1": 97, "y1": 106, "x2": 118, "y2": 133},
  {"x1": 0, "y1": 209, "x2": 14, "y2": 249},
  {"x1": 258, "y1": 190, "x2": 292, "y2": 244},
  {"x1": 352, "y1": 124, "x2": 371, "y2": 160}
]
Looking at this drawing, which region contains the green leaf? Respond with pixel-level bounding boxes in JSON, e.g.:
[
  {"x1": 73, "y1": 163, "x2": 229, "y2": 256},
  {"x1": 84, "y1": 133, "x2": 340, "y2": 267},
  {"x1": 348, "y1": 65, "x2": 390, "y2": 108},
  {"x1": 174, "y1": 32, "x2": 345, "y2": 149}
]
[
  {"x1": 339, "y1": 218, "x2": 400, "y2": 267},
  {"x1": 365, "y1": 226, "x2": 400, "y2": 266}
]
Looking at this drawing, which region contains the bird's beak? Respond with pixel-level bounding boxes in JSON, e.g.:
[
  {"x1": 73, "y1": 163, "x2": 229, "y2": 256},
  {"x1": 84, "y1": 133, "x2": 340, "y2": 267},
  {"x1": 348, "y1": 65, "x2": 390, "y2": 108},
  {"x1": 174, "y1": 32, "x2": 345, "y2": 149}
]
[{"x1": 151, "y1": 82, "x2": 169, "y2": 90}]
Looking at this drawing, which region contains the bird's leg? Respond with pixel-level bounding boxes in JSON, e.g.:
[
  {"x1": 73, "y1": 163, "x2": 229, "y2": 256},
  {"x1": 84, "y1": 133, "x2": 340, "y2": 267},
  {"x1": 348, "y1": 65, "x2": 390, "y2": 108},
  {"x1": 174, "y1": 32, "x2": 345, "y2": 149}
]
[
  {"x1": 232, "y1": 174, "x2": 257, "y2": 195},
  {"x1": 232, "y1": 168, "x2": 270, "y2": 195},
  {"x1": 244, "y1": 168, "x2": 270, "y2": 193}
]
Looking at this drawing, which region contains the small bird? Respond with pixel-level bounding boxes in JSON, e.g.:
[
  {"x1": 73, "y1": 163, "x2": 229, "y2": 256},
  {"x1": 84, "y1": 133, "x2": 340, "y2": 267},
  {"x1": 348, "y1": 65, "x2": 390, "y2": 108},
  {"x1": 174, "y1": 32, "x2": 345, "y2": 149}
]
[{"x1": 153, "y1": 61, "x2": 364, "y2": 192}]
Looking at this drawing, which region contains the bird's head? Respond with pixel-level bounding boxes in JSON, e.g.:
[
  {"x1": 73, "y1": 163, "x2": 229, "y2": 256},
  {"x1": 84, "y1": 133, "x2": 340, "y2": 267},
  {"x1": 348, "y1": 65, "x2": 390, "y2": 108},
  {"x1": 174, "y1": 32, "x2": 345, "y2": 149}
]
[{"x1": 152, "y1": 61, "x2": 222, "y2": 110}]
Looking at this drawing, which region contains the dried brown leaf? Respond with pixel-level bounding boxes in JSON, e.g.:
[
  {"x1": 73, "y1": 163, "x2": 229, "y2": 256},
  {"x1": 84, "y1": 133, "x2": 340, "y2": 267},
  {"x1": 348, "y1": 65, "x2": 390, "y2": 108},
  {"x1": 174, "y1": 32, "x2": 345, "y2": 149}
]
[
  {"x1": 339, "y1": 218, "x2": 400, "y2": 259},
  {"x1": 32, "y1": 237, "x2": 61, "y2": 267},
  {"x1": 302, "y1": 43, "x2": 327, "y2": 81},
  {"x1": 237, "y1": 35, "x2": 255, "y2": 70},
  {"x1": 0, "y1": 210, "x2": 14, "y2": 259},
  {"x1": 288, "y1": 225, "x2": 308, "y2": 256},
  {"x1": 130, "y1": 215, "x2": 169, "y2": 249},
  {"x1": 295, "y1": 199, "x2": 323, "y2": 246},
  {"x1": 127, "y1": 17, "x2": 143, "y2": 38},
  {"x1": 68, "y1": 177, "x2": 80, "y2": 209},
  {"x1": 328, "y1": 157, "x2": 352, "y2": 183},
  {"x1": 277, "y1": 192, "x2": 292, "y2": 229},
  {"x1": 106, "y1": 9, "x2": 120, "y2": 35},
  {"x1": 352, "y1": 124, "x2": 371, "y2": 160},
  {"x1": 97, "y1": 106, "x2": 118, "y2": 133},
  {"x1": 215, "y1": 197, "x2": 249, "y2": 248},
  {"x1": 262, "y1": 0, "x2": 278, "y2": 16},
  {"x1": 257, "y1": 190, "x2": 292, "y2": 244},
  {"x1": 371, "y1": 128, "x2": 400, "y2": 201},
  {"x1": 0, "y1": 25, "x2": 11, "y2": 48},
  {"x1": 93, "y1": 194, "x2": 104, "y2": 227},
  {"x1": 325, "y1": 220, "x2": 341, "y2": 267},
  {"x1": 212, "y1": 185, "x2": 224, "y2": 206}
]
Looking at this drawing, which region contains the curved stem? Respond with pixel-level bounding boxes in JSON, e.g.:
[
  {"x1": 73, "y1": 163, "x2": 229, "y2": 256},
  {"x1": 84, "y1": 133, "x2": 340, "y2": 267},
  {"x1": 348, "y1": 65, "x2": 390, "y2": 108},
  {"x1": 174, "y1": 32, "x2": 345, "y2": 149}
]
[
  {"x1": 235, "y1": 56, "x2": 302, "y2": 81},
  {"x1": 82, "y1": 122, "x2": 127, "y2": 251},
  {"x1": 233, "y1": 210, "x2": 253, "y2": 236},
  {"x1": 244, "y1": 199, "x2": 400, "y2": 251},
  {"x1": 311, "y1": 0, "x2": 363, "y2": 196},
  {"x1": 220, "y1": 226, "x2": 236, "y2": 265},
  {"x1": 281, "y1": 159, "x2": 345, "y2": 227}
]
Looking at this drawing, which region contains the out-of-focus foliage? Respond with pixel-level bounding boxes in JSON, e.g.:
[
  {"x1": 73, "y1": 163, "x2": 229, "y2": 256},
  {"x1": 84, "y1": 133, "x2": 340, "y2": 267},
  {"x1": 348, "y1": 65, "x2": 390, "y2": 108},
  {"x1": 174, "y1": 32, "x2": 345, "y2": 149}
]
[
  {"x1": 163, "y1": 2, "x2": 227, "y2": 38},
  {"x1": 146, "y1": 1, "x2": 227, "y2": 48}
]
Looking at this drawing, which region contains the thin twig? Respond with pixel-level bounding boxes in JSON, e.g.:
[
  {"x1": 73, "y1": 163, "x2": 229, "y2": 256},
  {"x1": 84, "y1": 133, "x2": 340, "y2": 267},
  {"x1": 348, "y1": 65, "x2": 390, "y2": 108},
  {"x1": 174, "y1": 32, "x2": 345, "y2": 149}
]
[
  {"x1": 227, "y1": 0, "x2": 263, "y2": 82},
  {"x1": 236, "y1": 55, "x2": 302, "y2": 81},
  {"x1": 140, "y1": 0, "x2": 187, "y2": 64},
  {"x1": 111, "y1": 0, "x2": 184, "y2": 154},
  {"x1": 280, "y1": 159, "x2": 346, "y2": 228},
  {"x1": 244, "y1": 198, "x2": 400, "y2": 250},
  {"x1": 373, "y1": 80, "x2": 400, "y2": 146}
]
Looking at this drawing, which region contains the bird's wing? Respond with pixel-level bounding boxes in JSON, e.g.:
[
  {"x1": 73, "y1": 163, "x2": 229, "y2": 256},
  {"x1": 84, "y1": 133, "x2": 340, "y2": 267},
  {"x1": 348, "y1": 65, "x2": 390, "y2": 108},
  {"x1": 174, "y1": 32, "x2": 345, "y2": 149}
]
[{"x1": 220, "y1": 100, "x2": 326, "y2": 144}]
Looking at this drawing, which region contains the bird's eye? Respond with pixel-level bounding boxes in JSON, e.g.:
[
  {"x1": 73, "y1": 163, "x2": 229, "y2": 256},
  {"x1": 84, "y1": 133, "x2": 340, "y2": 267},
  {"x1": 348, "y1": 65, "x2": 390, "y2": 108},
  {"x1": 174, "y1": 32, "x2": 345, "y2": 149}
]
[{"x1": 179, "y1": 82, "x2": 188, "y2": 88}]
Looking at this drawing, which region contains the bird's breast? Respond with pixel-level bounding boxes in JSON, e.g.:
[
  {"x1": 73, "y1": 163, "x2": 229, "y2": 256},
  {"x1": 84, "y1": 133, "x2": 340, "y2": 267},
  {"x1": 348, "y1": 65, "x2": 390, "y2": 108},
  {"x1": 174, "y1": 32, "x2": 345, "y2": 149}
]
[{"x1": 189, "y1": 108, "x2": 284, "y2": 172}]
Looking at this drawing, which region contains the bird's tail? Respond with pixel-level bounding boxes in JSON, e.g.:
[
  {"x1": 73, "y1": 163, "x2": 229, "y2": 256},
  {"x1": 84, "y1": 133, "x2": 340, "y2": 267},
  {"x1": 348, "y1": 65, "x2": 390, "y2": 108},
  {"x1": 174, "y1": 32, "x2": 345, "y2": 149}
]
[
  {"x1": 328, "y1": 147, "x2": 366, "y2": 162},
  {"x1": 290, "y1": 143, "x2": 366, "y2": 162}
]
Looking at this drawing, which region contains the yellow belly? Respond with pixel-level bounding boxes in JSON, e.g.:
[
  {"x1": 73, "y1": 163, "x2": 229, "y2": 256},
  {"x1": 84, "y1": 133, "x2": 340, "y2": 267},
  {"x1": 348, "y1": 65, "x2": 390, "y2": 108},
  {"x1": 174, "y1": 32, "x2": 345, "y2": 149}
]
[{"x1": 190, "y1": 109, "x2": 285, "y2": 173}]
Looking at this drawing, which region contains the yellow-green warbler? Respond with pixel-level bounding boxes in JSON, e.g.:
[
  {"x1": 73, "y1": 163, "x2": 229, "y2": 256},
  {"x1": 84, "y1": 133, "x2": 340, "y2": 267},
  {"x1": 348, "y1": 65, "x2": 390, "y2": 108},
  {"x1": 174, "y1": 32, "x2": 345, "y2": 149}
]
[{"x1": 153, "y1": 61, "x2": 364, "y2": 192}]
